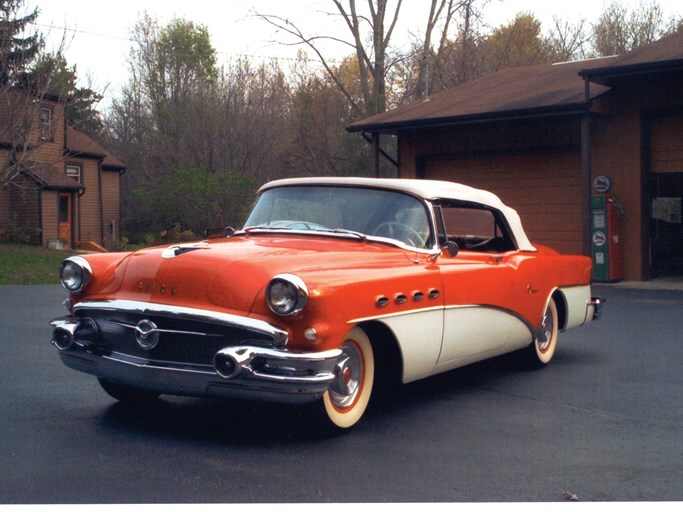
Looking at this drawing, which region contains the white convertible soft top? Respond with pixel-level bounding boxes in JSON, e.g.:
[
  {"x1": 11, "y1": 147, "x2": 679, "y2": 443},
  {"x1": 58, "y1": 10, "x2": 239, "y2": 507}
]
[{"x1": 259, "y1": 177, "x2": 537, "y2": 252}]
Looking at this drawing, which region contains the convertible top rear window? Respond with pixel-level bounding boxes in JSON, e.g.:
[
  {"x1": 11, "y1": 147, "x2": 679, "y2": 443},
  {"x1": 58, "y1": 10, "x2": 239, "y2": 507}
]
[{"x1": 436, "y1": 203, "x2": 516, "y2": 253}]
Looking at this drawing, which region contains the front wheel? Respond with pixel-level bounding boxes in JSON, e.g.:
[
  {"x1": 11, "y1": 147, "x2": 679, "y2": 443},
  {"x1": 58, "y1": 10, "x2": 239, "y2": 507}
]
[
  {"x1": 523, "y1": 297, "x2": 559, "y2": 368},
  {"x1": 319, "y1": 327, "x2": 375, "y2": 429}
]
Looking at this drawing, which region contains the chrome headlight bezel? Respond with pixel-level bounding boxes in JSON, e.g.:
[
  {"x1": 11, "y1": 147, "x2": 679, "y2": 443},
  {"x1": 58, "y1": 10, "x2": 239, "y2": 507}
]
[
  {"x1": 266, "y1": 273, "x2": 309, "y2": 316},
  {"x1": 59, "y1": 256, "x2": 92, "y2": 293}
]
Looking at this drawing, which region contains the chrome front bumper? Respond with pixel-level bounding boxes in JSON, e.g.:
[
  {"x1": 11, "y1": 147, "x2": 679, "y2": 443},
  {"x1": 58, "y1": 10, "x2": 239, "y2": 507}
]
[{"x1": 50, "y1": 316, "x2": 341, "y2": 405}]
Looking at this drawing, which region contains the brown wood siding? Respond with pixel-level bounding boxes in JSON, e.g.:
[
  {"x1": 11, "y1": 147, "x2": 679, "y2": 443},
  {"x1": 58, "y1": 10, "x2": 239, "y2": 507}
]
[
  {"x1": 100, "y1": 170, "x2": 120, "y2": 247},
  {"x1": 78, "y1": 160, "x2": 102, "y2": 243},
  {"x1": 41, "y1": 191, "x2": 59, "y2": 245},
  {"x1": 423, "y1": 151, "x2": 583, "y2": 254},
  {"x1": 650, "y1": 116, "x2": 683, "y2": 173}
]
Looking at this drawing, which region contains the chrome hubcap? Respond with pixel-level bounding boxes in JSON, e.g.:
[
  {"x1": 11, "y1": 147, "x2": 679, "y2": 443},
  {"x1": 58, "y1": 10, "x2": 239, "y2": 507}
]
[
  {"x1": 329, "y1": 343, "x2": 363, "y2": 409},
  {"x1": 538, "y1": 305, "x2": 554, "y2": 352}
]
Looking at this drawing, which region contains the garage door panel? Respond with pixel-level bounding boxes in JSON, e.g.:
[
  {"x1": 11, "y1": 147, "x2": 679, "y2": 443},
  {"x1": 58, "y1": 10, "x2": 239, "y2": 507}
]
[{"x1": 424, "y1": 151, "x2": 582, "y2": 254}]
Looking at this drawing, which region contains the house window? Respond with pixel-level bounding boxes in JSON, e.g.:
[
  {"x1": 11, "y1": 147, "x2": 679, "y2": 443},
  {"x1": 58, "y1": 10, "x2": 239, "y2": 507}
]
[
  {"x1": 66, "y1": 165, "x2": 81, "y2": 181},
  {"x1": 40, "y1": 106, "x2": 54, "y2": 140}
]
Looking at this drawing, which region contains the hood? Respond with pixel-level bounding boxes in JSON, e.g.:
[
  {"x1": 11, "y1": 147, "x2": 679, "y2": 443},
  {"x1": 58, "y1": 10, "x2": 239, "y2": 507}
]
[{"x1": 87, "y1": 235, "x2": 415, "y2": 315}]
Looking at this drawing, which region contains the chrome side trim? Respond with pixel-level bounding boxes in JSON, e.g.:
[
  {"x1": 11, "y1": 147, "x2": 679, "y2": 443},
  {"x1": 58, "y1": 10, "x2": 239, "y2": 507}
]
[{"x1": 72, "y1": 299, "x2": 288, "y2": 346}]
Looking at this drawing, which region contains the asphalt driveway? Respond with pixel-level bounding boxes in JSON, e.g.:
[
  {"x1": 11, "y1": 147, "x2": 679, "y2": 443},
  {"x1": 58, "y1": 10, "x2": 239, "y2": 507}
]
[{"x1": 1, "y1": 283, "x2": 681, "y2": 503}]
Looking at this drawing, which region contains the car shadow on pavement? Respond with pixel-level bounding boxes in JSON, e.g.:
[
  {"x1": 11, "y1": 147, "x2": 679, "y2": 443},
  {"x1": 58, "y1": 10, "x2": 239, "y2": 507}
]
[{"x1": 96, "y1": 350, "x2": 534, "y2": 445}]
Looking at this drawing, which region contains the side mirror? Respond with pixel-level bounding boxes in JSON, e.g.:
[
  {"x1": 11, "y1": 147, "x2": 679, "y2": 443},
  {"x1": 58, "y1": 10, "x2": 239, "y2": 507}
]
[{"x1": 443, "y1": 241, "x2": 459, "y2": 257}]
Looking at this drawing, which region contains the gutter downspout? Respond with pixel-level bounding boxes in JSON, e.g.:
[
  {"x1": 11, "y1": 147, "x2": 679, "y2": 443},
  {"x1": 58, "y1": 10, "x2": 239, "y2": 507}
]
[
  {"x1": 581, "y1": 76, "x2": 592, "y2": 257},
  {"x1": 97, "y1": 157, "x2": 104, "y2": 247},
  {"x1": 372, "y1": 132, "x2": 380, "y2": 178}
]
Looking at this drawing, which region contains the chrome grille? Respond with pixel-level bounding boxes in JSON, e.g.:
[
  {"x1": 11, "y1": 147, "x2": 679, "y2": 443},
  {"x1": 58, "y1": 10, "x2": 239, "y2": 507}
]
[{"x1": 73, "y1": 308, "x2": 275, "y2": 367}]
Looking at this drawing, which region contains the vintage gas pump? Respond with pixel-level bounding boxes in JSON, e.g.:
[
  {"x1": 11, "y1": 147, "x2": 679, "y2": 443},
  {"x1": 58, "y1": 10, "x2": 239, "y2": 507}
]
[{"x1": 591, "y1": 175, "x2": 623, "y2": 282}]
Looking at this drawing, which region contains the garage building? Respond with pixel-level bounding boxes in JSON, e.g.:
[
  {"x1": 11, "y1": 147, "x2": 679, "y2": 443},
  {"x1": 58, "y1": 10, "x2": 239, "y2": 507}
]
[{"x1": 349, "y1": 33, "x2": 683, "y2": 281}]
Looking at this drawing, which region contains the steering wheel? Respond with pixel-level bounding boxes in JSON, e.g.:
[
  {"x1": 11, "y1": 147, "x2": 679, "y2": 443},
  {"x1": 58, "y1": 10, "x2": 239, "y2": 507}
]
[{"x1": 372, "y1": 221, "x2": 426, "y2": 247}]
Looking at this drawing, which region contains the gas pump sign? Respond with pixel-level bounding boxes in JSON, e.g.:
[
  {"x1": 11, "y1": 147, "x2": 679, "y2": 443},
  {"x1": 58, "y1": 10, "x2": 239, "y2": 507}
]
[{"x1": 591, "y1": 196, "x2": 609, "y2": 280}]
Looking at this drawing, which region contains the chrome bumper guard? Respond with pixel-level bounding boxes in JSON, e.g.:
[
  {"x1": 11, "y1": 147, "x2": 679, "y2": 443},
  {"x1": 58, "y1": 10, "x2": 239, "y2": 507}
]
[
  {"x1": 50, "y1": 317, "x2": 341, "y2": 405},
  {"x1": 588, "y1": 296, "x2": 604, "y2": 321}
]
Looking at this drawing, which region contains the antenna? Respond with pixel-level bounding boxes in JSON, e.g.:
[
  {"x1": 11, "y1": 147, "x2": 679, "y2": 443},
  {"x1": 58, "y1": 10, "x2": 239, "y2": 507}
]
[{"x1": 423, "y1": 53, "x2": 430, "y2": 102}]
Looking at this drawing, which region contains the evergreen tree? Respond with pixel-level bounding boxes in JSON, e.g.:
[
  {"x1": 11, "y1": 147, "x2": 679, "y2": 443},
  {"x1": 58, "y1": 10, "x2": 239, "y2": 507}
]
[{"x1": 0, "y1": 0, "x2": 42, "y2": 86}]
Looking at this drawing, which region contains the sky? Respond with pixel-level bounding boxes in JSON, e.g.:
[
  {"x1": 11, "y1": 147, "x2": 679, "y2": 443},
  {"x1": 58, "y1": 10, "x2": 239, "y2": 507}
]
[{"x1": 23, "y1": 0, "x2": 683, "y2": 107}]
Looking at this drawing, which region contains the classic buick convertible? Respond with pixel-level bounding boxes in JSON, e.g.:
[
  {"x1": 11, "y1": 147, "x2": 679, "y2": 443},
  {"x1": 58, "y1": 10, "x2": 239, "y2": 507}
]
[{"x1": 50, "y1": 177, "x2": 601, "y2": 429}]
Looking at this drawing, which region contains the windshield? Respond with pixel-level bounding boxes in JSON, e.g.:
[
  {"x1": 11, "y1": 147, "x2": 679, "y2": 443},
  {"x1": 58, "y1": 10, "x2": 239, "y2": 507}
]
[{"x1": 243, "y1": 185, "x2": 432, "y2": 249}]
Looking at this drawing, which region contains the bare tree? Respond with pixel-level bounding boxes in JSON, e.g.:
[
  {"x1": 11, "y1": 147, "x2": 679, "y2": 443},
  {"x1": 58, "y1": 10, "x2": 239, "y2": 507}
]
[
  {"x1": 255, "y1": 1, "x2": 480, "y2": 117},
  {"x1": 547, "y1": 16, "x2": 591, "y2": 62},
  {"x1": 591, "y1": 0, "x2": 682, "y2": 56}
]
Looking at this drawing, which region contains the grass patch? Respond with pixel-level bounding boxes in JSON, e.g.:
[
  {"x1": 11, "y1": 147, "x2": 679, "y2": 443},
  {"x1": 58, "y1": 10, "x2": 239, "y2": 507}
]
[{"x1": 0, "y1": 243, "x2": 74, "y2": 285}]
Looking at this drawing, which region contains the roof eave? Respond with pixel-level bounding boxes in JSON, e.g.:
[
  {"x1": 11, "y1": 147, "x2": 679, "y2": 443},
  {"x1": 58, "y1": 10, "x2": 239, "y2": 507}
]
[
  {"x1": 580, "y1": 59, "x2": 683, "y2": 85},
  {"x1": 347, "y1": 102, "x2": 591, "y2": 134}
]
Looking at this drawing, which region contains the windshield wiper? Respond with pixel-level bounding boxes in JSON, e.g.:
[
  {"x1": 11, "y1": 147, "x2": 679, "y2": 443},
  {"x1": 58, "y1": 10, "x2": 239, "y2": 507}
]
[
  {"x1": 243, "y1": 226, "x2": 293, "y2": 233},
  {"x1": 243, "y1": 225, "x2": 367, "y2": 242},
  {"x1": 315, "y1": 228, "x2": 367, "y2": 241}
]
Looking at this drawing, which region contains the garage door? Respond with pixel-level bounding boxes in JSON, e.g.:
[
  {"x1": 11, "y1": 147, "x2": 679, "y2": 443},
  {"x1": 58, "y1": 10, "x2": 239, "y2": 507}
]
[
  {"x1": 423, "y1": 150, "x2": 583, "y2": 254},
  {"x1": 649, "y1": 115, "x2": 683, "y2": 275}
]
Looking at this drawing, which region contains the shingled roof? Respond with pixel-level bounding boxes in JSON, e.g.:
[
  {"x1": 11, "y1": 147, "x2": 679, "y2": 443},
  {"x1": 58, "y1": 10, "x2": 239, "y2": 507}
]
[
  {"x1": 20, "y1": 161, "x2": 83, "y2": 190},
  {"x1": 348, "y1": 32, "x2": 683, "y2": 133},
  {"x1": 66, "y1": 126, "x2": 126, "y2": 170}
]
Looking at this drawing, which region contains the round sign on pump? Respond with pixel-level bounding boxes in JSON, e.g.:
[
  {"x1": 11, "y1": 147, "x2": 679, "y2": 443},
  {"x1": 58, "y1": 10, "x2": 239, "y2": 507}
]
[
  {"x1": 593, "y1": 175, "x2": 612, "y2": 194},
  {"x1": 592, "y1": 231, "x2": 607, "y2": 247}
]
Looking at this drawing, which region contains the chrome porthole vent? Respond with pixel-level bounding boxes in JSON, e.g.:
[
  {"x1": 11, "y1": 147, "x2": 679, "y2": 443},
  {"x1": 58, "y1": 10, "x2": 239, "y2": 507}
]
[{"x1": 375, "y1": 296, "x2": 390, "y2": 308}]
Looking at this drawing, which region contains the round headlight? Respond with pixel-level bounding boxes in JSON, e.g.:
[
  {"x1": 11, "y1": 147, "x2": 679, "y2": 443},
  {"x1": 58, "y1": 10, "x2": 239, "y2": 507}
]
[
  {"x1": 266, "y1": 274, "x2": 308, "y2": 316},
  {"x1": 60, "y1": 257, "x2": 92, "y2": 292}
]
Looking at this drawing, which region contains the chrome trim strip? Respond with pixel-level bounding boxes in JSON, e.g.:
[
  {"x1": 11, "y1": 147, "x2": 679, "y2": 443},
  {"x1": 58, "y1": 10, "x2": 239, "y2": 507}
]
[
  {"x1": 101, "y1": 318, "x2": 224, "y2": 339},
  {"x1": 349, "y1": 303, "x2": 535, "y2": 335},
  {"x1": 348, "y1": 305, "x2": 445, "y2": 324},
  {"x1": 73, "y1": 299, "x2": 289, "y2": 346}
]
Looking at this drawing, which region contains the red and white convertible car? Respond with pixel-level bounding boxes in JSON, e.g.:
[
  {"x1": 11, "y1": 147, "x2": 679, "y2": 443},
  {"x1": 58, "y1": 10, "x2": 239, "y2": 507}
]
[{"x1": 51, "y1": 177, "x2": 601, "y2": 429}]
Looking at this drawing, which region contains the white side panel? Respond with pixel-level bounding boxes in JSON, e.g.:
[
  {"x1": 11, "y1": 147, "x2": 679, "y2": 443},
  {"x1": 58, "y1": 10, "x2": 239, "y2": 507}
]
[
  {"x1": 559, "y1": 285, "x2": 592, "y2": 329},
  {"x1": 377, "y1": 309, "x2": 444, "y2": 383},
  {"x1": 437, "y1": 306, "x2": 532, "y2": 372}
]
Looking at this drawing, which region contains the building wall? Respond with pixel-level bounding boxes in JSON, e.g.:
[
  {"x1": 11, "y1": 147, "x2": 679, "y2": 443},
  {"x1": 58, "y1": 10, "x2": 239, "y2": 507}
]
[
  {"x1": 40, "y1": 190, "x2": 59, "y2": 245},
  {"x1": 101, "y1": 170, "x2": 121, "y2": 248},
  {"x1": 29, "y1": 98, "x2": 66, "y2": 165},
  {"x1": 78, "y1": 159, "x2": 102, "y2": 244},
  {"x1": 396, "y1": 74, "x2": 683, "y2": 280},
  {"x1": 590, "y1": 74, "x2": 683, "y2": 279}
]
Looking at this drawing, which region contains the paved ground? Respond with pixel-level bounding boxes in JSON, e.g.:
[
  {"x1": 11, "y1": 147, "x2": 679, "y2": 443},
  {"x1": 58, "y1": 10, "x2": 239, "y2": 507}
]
[{"x1": 1, "y1": 283, "x2": 682, "y2": 504}]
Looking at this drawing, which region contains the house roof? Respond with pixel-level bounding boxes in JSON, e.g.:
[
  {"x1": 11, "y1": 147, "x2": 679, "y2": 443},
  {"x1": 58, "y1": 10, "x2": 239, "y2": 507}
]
[
  {"x1": 21, "y1": 161, "x2": 83, "y2": 190},
  {"x1": 348, "y1": 32, "x2": 683, "y2": 133},
  {"x1": 66, "y1": 126, "x2": 126, "y2": 170},
  {"x1": 579, "y1": 31, "x2": 683, "y2": 84}
]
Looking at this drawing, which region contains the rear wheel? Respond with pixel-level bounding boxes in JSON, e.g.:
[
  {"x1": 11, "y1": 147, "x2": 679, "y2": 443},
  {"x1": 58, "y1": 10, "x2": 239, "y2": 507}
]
[
  {"x1": 98, "y1": 378, "x2": 160, "y2": 403},
  {"x1": 320, "y1": 327, "x2": 375, "y2": 429},
  {"x1": 523, "y1": 297, "x2": 559, "y2": 368}
]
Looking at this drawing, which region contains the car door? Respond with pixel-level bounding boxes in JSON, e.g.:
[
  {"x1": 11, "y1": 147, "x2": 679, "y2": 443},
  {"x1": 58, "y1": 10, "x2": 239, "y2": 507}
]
[{"x1": 433, "y1": 202, "x2": 537, "y2": 371}]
